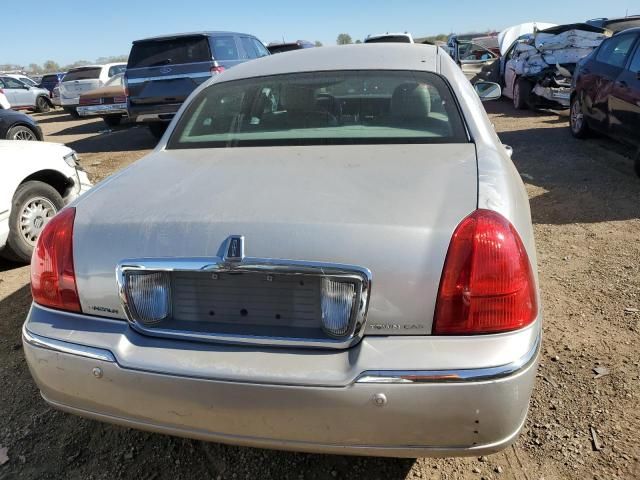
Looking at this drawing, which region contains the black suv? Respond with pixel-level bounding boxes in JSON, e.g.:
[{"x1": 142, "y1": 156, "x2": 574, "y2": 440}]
[{"x1": 125, "y1": 31, "x2": 269, "y2": 138}]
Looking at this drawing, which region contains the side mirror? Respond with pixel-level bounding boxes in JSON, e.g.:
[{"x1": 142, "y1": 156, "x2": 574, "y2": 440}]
[{"x1": 474, "y1": 81, "x2": 501, "y2": 101}]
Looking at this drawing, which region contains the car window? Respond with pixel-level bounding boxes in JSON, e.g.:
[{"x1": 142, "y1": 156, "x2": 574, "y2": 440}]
[
  {"x1": 596, "y1": 34, "x2": 636, "y2": 68},
  {"x1": 628, "y1": 42, "x2": 640, "y2": 73},
  {"x1": 108, "y1": 65, "x2": 126, "y2": 77},
  {"x1": 211, "y1": 36, "x2": 239, "y2": 61},
  {"x1": 3, "y1": 77, "x2": 26, "y2": 88},
  {"x1": 128, "y1": 37, "x2": 212, "y2": 68},
  {"x1": 63, "y1": 67, "x2": 101, "y2": 81},
  {"x1": 460, "y1": 42, "x2": 496, "y2": 61},
  {"x1": 252, "y1": 38, "x2": 269, "y2": 57},
  {"x1": 240, "y1": 37, "x2": 258, "y2": 59},
  {"x1": 19, "y1": 77, "x2": 37, "y2": 86},
  {"x1": 104, "y1": 73, "x2": 124, "y2": 87},
  {"x1": 0, "y1": 79, "x2": 5, "y2": 88},
  {"x1": 168, "y1": 70, "x2": 468, "y2": 149}
]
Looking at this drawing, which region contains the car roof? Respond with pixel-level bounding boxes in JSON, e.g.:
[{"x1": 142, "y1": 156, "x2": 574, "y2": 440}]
[
  {"x1": 133, "y1": 31, "x2": 255, "y2": 43},
  {"x1": 216, "y1": 44, "x2": 440, "y2": 83},
  {"x1": 67, "y1": 63, "x2": 125, "y2": 71}
]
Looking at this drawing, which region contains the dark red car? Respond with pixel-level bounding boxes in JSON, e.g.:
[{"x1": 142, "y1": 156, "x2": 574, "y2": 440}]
[{"x1": 570, "y1": 27, "x2": 640, "y2": 176}]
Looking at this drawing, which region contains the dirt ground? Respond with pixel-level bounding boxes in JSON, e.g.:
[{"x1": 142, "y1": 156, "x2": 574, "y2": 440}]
[{"x1": 1, "y1": 103, "x2": 639, "y2": 480}]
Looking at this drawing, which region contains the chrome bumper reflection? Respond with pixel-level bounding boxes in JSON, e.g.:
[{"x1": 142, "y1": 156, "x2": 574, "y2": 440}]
[
  {"x1": 22, "y1": 326, "x2": 115, "y2": 363},
  {"x1": 77, "y1": 103, "x2": 127, "y2": 117},
  {"x1": 23, "y1": 324, "x2": 540, "y2": 385},
  {"x1": 355, "y1": 333, "x2": 540, "y2": 383}
]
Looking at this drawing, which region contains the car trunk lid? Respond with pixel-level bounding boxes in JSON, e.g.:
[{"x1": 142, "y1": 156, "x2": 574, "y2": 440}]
[{"x1": 73, "y1": 144, "x2": 478, "y2": 339}]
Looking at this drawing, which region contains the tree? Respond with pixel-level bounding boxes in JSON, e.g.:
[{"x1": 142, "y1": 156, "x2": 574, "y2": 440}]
[
  {"x1": 62, "y1": 60, "x2": 92, "y2": 71},
  {"x1": 355, "y1": 39, "x2": 362, "y2": 44},
  {"x1": 336, "y1": 33, "x2": 353, "y2": 45},
  {"x1": 314, "y1": 40, "x2": 323, "y2": 47},
  {"x1": 42, "y1": 60, "x2": 60, "y2": 73},
  {"x1": 28, "y1": 64, "x2": 42, "y2": 74}
]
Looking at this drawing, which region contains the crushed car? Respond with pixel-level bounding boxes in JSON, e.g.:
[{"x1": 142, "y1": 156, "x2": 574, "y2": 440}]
[{"x1": 501, "y1": 23, "x2": 610, "y2": 109}]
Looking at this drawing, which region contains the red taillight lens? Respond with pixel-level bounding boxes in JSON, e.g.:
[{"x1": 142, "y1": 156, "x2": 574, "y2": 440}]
[
  {"x1": 113, "y1": 95, "x2": 127, "y2": 103},
  {"x1": 79, "y1": 97, "x2": 101, "y2": 106},
  {"x1": 210, "y1": 65, "x2": 225, "y2": 74},
  {"x1": 433, "y1": 209, "x2": 537, "y2": 335},
  {"x1": 31, "y1": 208, "x2": 81, "y2": 312}
]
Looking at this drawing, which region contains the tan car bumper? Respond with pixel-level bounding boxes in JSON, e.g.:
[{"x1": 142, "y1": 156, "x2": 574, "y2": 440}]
[{"x1": 23, "y1": 312, "x2": 539, "y2": 457}]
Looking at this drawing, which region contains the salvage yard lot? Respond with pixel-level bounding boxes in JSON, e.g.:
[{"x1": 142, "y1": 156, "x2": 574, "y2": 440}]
[{"x1": 1, "y1": 103, "x2": 639, "y2": 479}]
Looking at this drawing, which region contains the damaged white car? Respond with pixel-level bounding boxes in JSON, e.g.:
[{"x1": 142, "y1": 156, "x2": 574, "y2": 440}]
[{"x1": 501, "y1": 23, "x2": 610, "y2": 109}]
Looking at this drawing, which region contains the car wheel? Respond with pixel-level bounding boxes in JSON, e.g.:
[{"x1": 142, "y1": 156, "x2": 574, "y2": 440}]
[
  {"x1": 64, "y1": 107, "x2": 80, "y2": 119},
  {"x1": 513, "y1": 78, "x2": 531, "y2": 110},
  {"x1": 35, "y1": 96, "x2": 50, "y2": 113},
  {"x1": 103, "y1": 115, "x2": 122, "y2": 128},
  {"x1": 1, "y1": 181, "x2": 64, "y2": 263},
  {"x1": 148, "y1": 122, "x2": 168, "y2": 139},
  {"x1": 569, "y1": 95, "x2": 590, "y2": 139},
  {"x1": 6, "y1": 125, "x2": 38, "y2": 141}
]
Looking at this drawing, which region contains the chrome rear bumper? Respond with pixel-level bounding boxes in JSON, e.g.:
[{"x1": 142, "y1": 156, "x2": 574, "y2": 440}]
[
  {"x1": 77, "y1": 103, "x2": 127, "y2": 117},
  {"x1": 23, "y1": 305, "x2": 540, "y2": 457}
]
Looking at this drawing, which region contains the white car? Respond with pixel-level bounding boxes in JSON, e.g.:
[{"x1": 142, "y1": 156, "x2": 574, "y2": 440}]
[
  {"x1": 0, "y1": 75, "x2": 52, "y2": 113},
  {"x1": 58, "y1": 63, "x2": 126, "y2": 117},
  {"x1": 0, "y1": 91, "x2": 9, "y2": 109},
  {"x1": 4, "y1": 73, "x2": 38, "y2": 87},
  {"x1": 0, "y1": 141, "x2": 92, "y2": 262}
]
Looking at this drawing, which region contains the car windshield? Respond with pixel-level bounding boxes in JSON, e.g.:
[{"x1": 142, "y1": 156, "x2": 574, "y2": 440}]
[
  {"x1": 366, "y1": 36, "x2": 412, "y2": 43},
  {"x1": 104, "y1": 73, "x2": 124, "y2": 87},
  {"x1": 63, "y1": 68, "x2": 101, "y2": 81},
  {"x1": 128, "y1": 36, "x2": 212, "y2": 68},
  {"x1": 168, "y1": 70, "x2": 468, "y2": 149},
  {"x1": 18, "y1": 77, "x2": 37, "y2": 86}
]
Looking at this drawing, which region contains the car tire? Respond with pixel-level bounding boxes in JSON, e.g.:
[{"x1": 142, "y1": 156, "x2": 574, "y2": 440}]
[
  {"x1": 1, "y1": 181, "x2": 64, "y2": 263},
  {"x1": 569, "y1": 95, "x2": 590, "y2": 139},
  {"x1": 103, "y1": 115, "x2": 122, "y2": 128},
  {"x1": 513, "y1": 78, "x2": 531, "y2": 110},
  {"x1": 148, "y1": 122, "x2": 168, "y2": 139},
  {"x1": 35, "y1": 96, "x2": 50, "y2": 113},
  {"x1": 64, "y1": 107, "x2": 80, "y2": 119},
  {"x1": 6, "y1": 125, "x2": 38, "y2": 141}
]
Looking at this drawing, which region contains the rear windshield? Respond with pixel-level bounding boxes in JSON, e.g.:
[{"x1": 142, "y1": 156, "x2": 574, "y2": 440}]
[
  {"x1": 41, "y1": 75, "x2": 60, "y2": 83},
  {"x1": 128, "y1": 36, "x2": 212, "y2": 68},
  {"x1": 63, "y1": 68, "x2": 101, "y2": 81},
  {"x1": 366, "y1": 36, "x2": 412, "y2": 43},
  {"x1": 168, "y1": 70, "x2": 468, "y2": 149}
]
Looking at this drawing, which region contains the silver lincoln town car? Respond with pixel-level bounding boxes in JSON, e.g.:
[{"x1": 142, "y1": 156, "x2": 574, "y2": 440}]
[{"x1": 23, "y1": 44, "x2": 541, "y2": 457}]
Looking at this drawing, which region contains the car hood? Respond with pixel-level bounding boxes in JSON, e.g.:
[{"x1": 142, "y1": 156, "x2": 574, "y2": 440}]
[
  {"x1": 498, "y1": 22, "x2": 557, "y2": 55},
  {"x1": 73, "y1": 144, "x2": 478, "y2": 335},
  {"x1": 0, "y1": 139, "x2": 67, "y2": 155}
]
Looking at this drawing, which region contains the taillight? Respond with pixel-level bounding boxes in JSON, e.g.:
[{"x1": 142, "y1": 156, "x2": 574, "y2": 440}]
[
  {"x1": 210, "y1": 65, "x2": 225, "y2": 74},
  {"x1": 433, "y1": 209, "x2": 537, "y2": 335},
  {"x1": 31, "y1": 208, "x2": 81, "y2": 312}
]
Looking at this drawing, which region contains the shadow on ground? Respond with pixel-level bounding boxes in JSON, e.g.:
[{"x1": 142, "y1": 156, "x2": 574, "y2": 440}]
[
  {"x1": 485, "y1": 101, "x2": 640, "y2": 225},
  {"x1": 66, "y1": 126, "x2": 158, "y2": 154}
]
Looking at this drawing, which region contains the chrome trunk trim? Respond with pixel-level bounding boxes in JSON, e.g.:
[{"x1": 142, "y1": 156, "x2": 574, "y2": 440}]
[
  {"x1": 355, "y1": 331, "x2": 540, "y2": 383},
  {"x1": 116, "y1": 256, "x2": 372, "y2": 349},
  {"x1": 22, "y1": 324, "x2": 116, "y2": 363}
]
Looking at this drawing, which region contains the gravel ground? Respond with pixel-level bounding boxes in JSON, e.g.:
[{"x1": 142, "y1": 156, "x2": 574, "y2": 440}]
[{"x1": 0, "y1": 103, "x2": 639, "y2": 480}]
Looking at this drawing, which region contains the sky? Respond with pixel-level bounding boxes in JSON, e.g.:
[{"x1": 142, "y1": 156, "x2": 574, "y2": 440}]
[{"x1": 2, "y1": 0, "x2": 638, "y2": 66}]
